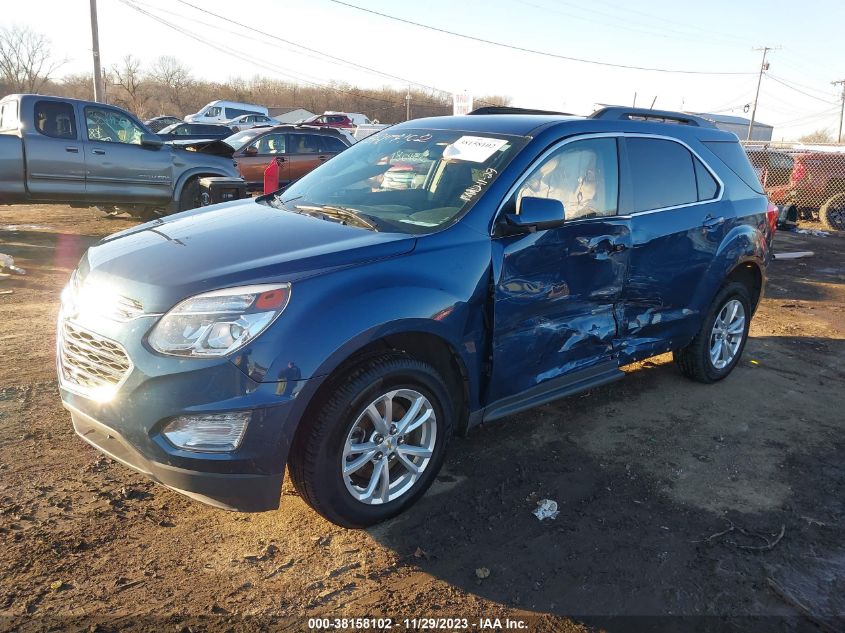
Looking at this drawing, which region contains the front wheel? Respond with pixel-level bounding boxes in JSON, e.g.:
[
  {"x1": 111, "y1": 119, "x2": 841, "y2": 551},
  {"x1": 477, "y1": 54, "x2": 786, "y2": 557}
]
[
  {"x1": 289, "y1": 354, "x2": 453, "y2": 527},
  {"x1": 177, "y1": 177, "x2": 202, "y2": 212},
  {"x1": 674, "y1": 282, "x2": 751, "y2": 383}
]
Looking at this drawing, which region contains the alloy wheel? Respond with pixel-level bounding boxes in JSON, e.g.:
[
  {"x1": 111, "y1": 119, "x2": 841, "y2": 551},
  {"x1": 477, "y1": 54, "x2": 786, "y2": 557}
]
[
  {"x1": 709, "y1": 299, "x2": 746, "y2": 370},
  {"x1": 341, "y1": 389, "x2": 437, "y2": 505}
]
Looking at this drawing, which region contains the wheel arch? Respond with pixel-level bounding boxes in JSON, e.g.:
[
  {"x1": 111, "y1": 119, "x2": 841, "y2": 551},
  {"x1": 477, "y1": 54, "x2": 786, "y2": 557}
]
[{"x1": 294, "y1": 330, "x2": 472, "y2": 448}]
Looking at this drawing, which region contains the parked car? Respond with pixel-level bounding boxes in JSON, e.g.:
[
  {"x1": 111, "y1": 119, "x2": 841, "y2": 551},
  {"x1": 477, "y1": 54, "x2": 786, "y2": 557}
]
[
  {"x1": 58, "y1": 107, "x2": 774, "y2": 527},
  {"x1": 298, "y1": 112, "x2": 354, "y2": 128},
  {"x1": 156, "y1": 122, "x2": 233, "y2": 142},
  {"x1": 337, "y1": 112, "x2": 376, "y2": 126},
  {"x1": 0, "y1": 94, "x2": 241, "y2": 217},
  {"x1": 750, "y1": 147, "x2": 845, "y2": 230},
  {"x1": 144, "y1": 115, "x2": 182, "y2": 132},
  {"x1": 185, "y1": 100, "x2": 267, "y2": 124},
  {"x1": 227, "y1": 114, "x2": 278, "y2": 132},
  {"x1": 227, "y1": 125, "x2": 351, "y2": 190}
]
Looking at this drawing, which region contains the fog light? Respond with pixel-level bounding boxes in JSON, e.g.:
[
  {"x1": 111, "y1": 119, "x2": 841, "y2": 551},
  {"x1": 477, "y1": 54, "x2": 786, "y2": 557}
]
[{"x1": 162, "y1": 412, "x2": 250, "y2": 452}]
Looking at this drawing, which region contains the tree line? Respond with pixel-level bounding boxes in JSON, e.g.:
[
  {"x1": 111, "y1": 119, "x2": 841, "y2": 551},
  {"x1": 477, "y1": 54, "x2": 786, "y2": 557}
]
[{"x1": 0, "y1": 25, "x2": 509, "y2": 123}]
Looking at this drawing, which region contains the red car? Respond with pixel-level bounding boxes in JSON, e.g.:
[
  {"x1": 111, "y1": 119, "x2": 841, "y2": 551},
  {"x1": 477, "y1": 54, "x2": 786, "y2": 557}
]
[{"x1": 299, "y1": 113, "x2": 354, "y2": 129}]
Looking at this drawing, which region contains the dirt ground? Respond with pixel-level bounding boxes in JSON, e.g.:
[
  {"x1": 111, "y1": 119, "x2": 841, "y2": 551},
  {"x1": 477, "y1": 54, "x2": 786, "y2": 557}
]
[{"x1": 0, "y1": 205, "x2": 843, "y2": 633}]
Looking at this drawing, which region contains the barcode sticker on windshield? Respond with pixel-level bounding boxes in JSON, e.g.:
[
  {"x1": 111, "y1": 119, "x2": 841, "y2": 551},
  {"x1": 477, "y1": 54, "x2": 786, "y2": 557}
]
[{"x1": 442, "y1": 136, "x2": 508, "y2": 163}]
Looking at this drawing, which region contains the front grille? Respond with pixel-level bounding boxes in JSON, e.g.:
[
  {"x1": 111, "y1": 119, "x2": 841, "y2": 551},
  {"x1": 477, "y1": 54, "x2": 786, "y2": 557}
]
[{"x1": 59, "y1": 320, "x2": 132, "y2": 395}]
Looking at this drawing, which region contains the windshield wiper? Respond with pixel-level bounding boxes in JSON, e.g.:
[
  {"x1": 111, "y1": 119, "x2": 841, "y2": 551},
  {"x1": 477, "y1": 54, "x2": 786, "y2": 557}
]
[{"x1": 294, "y1": 204, "x2": 380, "y2": 231}]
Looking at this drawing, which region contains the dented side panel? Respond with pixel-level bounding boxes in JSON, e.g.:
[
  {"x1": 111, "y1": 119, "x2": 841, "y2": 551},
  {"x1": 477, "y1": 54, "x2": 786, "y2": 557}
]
[
  {"x1": 488, "y1": 219, "x2": 631, "y2": 403},
  {"x1": 618, "y1": 201, "x2": 728, "y2": 363}
]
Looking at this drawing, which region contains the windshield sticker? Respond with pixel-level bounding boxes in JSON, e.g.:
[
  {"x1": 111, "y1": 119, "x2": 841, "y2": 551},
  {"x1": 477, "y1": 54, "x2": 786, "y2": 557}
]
[
  {"x1": 443, "y1": 136, "x2": 509, "y2": 163},
  {"x1": 460, "y1": 167, "x2": 498, "y2": 203}
]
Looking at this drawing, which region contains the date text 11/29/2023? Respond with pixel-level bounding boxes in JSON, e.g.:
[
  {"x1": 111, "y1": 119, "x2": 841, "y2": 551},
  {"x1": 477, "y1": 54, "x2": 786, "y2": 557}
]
[{"x1": 307, "y1": 617, "x2": 528, "y2": 630}]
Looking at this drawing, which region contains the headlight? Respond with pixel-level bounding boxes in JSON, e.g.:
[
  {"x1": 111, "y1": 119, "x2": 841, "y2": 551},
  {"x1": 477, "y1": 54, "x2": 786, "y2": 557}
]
[{"x1": 149, "y1": 283, "x2": 290, "y2": 357}]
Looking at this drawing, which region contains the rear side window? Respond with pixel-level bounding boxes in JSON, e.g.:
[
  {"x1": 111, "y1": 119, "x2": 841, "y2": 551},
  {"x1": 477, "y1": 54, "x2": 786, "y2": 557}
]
[
  {"x1": 694, "y1": 158, "x2": 719, "y2": 201},
  {"x1": 627, "y1": 138, "x2": 698, "y2": 212},
  {"x1": 0, "y1": 100, "x2": 18, "y2": 130},
  {"x1": 225, "y1": 107, "x2": 261, "y2": 119},
  {"x1": 320, "y1": 136, "x2": 347, "y2": 152},
  {"x1": 34, "y1": 101, "x2": 77, "y2": 139},
  {"x1": 289, "y1": 134, "x2": 323, "y2": 154},
  {"x1": 703, "y1": 140, "x2": 764, "y2": 194}
]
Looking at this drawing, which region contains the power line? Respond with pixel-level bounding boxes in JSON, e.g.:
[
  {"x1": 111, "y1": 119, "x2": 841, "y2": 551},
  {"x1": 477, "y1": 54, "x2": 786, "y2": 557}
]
[
  {"x1": 171, "y1": 0, "x2": 467, "y2": 101},
  {"x1": 116, "y1": 0, "x2": 447, "y2": 109},
  {"x1": 326, "y1": 0, "x2": 755, "y2": 75},
  {"x1": 765, "y1": 74, "x2": 839, "y2": 105}
]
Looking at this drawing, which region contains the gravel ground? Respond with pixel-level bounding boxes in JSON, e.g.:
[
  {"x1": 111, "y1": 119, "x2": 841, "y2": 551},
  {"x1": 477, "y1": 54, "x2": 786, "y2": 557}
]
[{"x1": 0, "y1": 205, "x2": 843, "y2": 633}]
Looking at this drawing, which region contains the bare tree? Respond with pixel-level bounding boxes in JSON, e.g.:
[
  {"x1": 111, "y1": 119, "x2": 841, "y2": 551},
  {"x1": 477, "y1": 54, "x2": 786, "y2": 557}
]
[
  {"x1": 111, "y1": 55, "x2": 149, "y2": 116},
  {"x1": 799, "y1": 128, "x2": 835, "y2": 144},
  {"x1": 0, "y1": 25, "x2": 63, "y2": 93},
  {"x1": 148, "y1": 56, "x2": 192, "y2": 112}
]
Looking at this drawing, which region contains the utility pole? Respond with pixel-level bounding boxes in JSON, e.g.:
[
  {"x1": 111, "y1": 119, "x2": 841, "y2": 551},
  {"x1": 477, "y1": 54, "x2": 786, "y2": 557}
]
[
  {"x1": 748, "y1": 46, "x2": 777, "y2": 141},
  {"x1": 405, "y1": 85, "x2": 411, "y2": 121},
  {"x1": 833, "y1": 79, "x2": 845, "y2": 143},
  {"x1": 89, "y1": 0, "x2": 104, "y2": 102}
]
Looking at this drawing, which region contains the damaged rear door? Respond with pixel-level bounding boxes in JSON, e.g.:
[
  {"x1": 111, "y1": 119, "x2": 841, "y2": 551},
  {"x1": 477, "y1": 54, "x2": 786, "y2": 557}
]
[{"x1": 487, "y1": 136, "x2": 631, "y2": 405}]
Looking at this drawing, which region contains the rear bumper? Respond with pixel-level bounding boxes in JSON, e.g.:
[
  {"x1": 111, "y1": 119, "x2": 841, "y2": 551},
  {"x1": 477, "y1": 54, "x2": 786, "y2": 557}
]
[{"x1": 68, "y1": 405, "x2": 284, "y2": 511}]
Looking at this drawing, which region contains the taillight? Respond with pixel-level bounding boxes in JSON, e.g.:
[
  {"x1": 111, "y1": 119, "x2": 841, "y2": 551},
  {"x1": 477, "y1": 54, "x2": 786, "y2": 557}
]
[
  {"x1": 767, "y1": 202, "x2": 778, "y2": 234},
  {"x1": 792, "y1": 160, "x2": 806, "y2": 182}
]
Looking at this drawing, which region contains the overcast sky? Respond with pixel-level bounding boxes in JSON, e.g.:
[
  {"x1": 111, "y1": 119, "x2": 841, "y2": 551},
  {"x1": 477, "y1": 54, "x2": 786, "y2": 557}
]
[{"x1": 5, "y1": 0, "x2": 845, "y2": 140}]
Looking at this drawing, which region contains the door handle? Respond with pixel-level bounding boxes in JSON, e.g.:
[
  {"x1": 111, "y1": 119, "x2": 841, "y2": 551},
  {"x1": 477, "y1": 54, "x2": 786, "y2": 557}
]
[
  {"x1": 588, "y1": 239, "x2": 628, "y2": 256},
  {"x1": 702, "y1": 215, "x2": 725, "y2": 228},
  {"x1": 65, "y1": 146, "x2": 79, "y2": 153},
  {"x1": 318, "y1": 155, "x2": 329, "y2": 162},
  {"x1": 92, "y1": 148, "x2": 106, "y2": 155}
]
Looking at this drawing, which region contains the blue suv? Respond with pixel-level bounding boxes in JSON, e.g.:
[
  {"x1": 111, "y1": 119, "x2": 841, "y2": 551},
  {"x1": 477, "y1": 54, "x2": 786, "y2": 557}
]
[{"x1": 58, "y1": 107, "x2": 775, "y2": 527}]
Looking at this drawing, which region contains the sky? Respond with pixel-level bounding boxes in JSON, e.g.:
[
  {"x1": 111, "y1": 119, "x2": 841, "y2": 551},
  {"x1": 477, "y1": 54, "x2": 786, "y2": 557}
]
[{"x1": 4, "y1": 0, "x2": 845, "y2": 140}]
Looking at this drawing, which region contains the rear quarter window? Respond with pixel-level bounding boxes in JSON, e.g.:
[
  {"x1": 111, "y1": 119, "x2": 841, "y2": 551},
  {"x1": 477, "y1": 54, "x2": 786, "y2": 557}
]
[{"x1": 703, "y1": 140, "x2": 764, "y2": 194}]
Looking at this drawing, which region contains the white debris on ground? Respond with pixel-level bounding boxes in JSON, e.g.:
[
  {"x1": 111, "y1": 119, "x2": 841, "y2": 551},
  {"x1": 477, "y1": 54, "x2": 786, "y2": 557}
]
[
  {"x1": 0, "y1": 253, "x2": 27, "y2": 275},
  {"x1": 774, "y1": 251, "x2": 814, "y2": 260},
  {"x1": 533, "y1": 499, "x2": 560, "y2": 521},
  {"x1": 792, "y1": 228, "x2": 829, "y2": 237}
]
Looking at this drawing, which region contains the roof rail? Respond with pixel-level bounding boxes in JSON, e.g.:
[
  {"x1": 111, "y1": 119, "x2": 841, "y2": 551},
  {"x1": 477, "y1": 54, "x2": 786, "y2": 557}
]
[
  {"x1": 589, "y1": 107, "x2": 715, "y2": 128},
  {"x1": 469, "y1": 106, "x2": 573, "y2": 116}
]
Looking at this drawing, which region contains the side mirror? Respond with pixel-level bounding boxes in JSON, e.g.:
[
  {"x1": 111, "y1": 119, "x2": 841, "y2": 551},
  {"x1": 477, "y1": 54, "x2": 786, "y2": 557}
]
[
  {"x1": 505, "y1": 196, "x2": 566, "y2": 232},
  {"x1": 243, "y1": 145, "x2": 258, "y2": 156},
  {"x1": 140, "y1": 133, "x2": 163, "y2": 148}
]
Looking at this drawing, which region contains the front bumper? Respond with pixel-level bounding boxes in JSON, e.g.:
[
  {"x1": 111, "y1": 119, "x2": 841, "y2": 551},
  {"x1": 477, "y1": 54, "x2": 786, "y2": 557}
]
[
  {"x1": 69, "y1": 406, "x2": 283, "y2": 511},
  {"x1": 57, "y1": 312, "x2": 313, "y2": 512}
]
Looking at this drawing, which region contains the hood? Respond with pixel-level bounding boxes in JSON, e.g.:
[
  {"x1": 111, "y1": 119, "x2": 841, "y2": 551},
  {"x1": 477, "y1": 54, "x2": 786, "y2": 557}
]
[
  {"x1": 168, "y1": 138, "x2": 235, "y2": 157},
  {"x1": 80, "y1": 199, "x2": 416, "y2": 312}
]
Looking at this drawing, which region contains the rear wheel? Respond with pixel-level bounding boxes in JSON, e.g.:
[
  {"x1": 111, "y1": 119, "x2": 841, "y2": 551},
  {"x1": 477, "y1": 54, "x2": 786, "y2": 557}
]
[
  {"x1": 289, "y1": 354, "x2": 453, "y2": 527},
  {"x1": 674, "y1": 282, "x2": 751, "y2": 383},
  {"x1": 819, "y1": 193, "x2": 845, "y2": 230}
]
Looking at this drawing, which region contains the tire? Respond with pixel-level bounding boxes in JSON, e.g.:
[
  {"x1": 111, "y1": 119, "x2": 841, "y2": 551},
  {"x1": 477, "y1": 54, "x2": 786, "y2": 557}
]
[
  {"x1": 819, "y1": 192, "x2": 845, "y2": 231},
  {"x1": 177, "y1": 177, "x2": 202, "y2": 212},
  {"x1": 289, "y1": 354, "x2": 453, "y2": 528},
  {"x1": 674, "y1": 282, "x2": 752, "y2": 384}
]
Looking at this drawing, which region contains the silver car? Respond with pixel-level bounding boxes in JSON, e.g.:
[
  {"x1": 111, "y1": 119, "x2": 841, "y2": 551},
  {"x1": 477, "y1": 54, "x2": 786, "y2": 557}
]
[{"x1": 227, "y1": 114, "x2": 278, "y2": 132}]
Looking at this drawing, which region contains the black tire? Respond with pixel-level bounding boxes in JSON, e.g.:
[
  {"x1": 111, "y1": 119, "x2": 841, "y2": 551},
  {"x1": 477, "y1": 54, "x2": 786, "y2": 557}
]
[
  {"x1": 177, "y1": 177, "x2": 202, "y2": 212},
  {"x1": 674, "y1": 282, "x2": 752, "y2": 384},
  {"x1": 819, "y1": 193, "x2": 845, "y2": 231},
  {"x1": 289, "y1": 354, "x2": 453, "y2": 528}
]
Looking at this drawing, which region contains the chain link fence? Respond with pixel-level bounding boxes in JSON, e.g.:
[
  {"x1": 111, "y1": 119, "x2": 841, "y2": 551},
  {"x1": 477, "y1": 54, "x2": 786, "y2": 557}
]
[{"x1": 740, "y1": 141, "x2": 845, "y2": 230}]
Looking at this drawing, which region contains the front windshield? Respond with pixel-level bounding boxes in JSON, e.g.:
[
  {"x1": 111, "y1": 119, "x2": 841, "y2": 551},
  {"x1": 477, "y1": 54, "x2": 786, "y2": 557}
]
[
  {"x1": 225, "y1": 128, "x2": 265, "y2": 150},
  {"x1": 269, "y1": 128, "x2": 528, "y2": 234}
]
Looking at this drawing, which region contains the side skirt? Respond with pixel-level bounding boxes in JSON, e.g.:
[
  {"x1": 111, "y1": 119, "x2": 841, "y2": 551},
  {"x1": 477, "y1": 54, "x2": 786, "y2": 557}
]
[{"x1": 472, "y1": 361, "x2": 624, "y2": 428}]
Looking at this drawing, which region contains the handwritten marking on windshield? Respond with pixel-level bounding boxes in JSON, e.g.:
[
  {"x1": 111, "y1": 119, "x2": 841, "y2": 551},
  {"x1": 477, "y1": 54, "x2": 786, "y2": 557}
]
[{"x1": 460, "y1": 167, "x2": 498, "y2": 203}]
